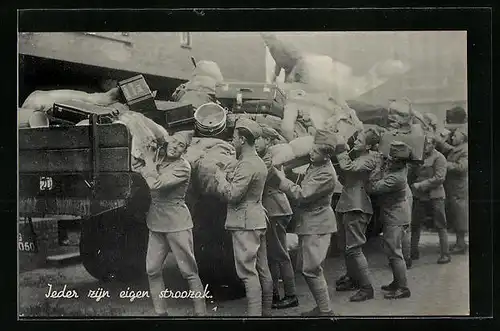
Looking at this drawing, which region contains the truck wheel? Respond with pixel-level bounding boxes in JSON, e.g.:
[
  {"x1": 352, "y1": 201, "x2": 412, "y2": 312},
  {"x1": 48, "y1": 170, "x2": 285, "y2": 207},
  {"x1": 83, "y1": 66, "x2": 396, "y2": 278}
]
[
  {"x1": 80, "y1": 208, "x2": 149, "y2": 283},
  {"x1": 190, "y1": 193, "x2": 246, "y2": 300}
]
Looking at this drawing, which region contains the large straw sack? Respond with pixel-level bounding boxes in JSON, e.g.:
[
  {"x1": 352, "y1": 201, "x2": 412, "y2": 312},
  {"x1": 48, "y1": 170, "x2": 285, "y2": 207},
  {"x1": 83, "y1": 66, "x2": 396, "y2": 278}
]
[
  {"x1": 18, "y1": 108, "x2": 36, "y2": 128},
  {"x1": 282, "y1": 87, "x2": 361, "y2": 142},
  {"x1": 289, "y1": 135, "x2": 315, "y2": 159},
  {"x1": 116, "y1": 111, "x2": 169, "y2": 159},
  {"x1": 269, "y1": 135, "x2": 315, "y2": 167},
  {"x1": 288, "y1": 55, "x2": 337, "y2": 92},
  {"x1": 193, "y1": 60, "x2": 224, "y2": 83},
  {"x1": 187, "y1": 138, "x2": 236, "y2": 195},
  {"x1": 270, "y1": 143, "x2": 295, "y2": 166},
  {"x1": 21, "y1": 88, "x2": 120, "y2": 112},
  {"x1": 324, "y1": 104, "x2": 364, "y2": 141},
  {"x1": 173, "y1": 60, "x2": 223, "y2": 108}
]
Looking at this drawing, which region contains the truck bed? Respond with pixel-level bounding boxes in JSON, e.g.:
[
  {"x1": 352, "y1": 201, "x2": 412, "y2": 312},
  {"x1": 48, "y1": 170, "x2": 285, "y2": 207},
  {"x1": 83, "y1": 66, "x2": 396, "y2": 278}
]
[{"x1": 18, "y1": 122, "x2": 149, "y2": 218}]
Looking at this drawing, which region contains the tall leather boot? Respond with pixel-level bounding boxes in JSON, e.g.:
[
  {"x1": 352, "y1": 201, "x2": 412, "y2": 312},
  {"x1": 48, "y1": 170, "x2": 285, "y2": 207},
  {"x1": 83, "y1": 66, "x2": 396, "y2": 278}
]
[
  {"x1": 437, "y1": 229, "x2": 451, "y2": 264},
  {"x1": 303, "y1": 276, "x2": 333, "y2": 315},
  {"x1": 410, "y1": 225, "x2": 421, "y2": 260},
  {"x1": 261, "y1": 279, "x2": 274, "y2": 317},
  {"x1": 348, "y1": 250, "x2": 374, "y2": 302},
  {"x1": 451, "y1": 231, "x2": 467, "y2": 254}
]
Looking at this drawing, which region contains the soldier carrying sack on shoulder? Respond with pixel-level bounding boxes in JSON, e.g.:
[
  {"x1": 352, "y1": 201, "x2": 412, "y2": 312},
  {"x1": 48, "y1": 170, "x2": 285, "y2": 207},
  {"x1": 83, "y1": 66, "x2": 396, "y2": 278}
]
[
  {"x1": 273, "y1": 129, "x2": 338, "y2": 316},
  {"x1": 140, "y1": 131, "x2": 207, "y2": 317},
  {"x1": 255, "y1": 123, "x2": 299, "y2": 310},
  {"x1": 369, "y1": 141, "x2": 413, "y2": 300},
  {"x1": 333, "y1": 127, "x2": 384, "y2": 302},
  {"x1": 409, "y1": 134, "x2": 451, "y2": 265},
  {"x1": 213, "y1": 118, "x2": 273, "y2": 317}
]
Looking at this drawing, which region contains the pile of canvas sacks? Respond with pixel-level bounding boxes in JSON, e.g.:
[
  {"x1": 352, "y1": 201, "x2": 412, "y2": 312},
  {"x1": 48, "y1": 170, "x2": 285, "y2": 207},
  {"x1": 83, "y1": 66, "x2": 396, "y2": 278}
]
[
  {"x1": 18, "y1": 88, "x2": 170, "y2": 164},
  {"x1": 18, "y1": 59, "x2": 372, "y2": 198},
  {"x1": 181, "y1": 60, "x2": 368, "y2": 195}
]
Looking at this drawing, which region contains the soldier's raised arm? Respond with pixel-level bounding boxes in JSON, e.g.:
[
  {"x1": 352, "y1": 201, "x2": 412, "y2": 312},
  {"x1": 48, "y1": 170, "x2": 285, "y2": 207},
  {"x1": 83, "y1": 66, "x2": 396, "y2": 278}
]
[
  {"x1": 417, "y1": 153, "x2": 447, "y2": 191},
  {"x1": 277, "y1": 167, "x2": 337, "y2": 205},
  {"x1": 145, "y1": 161, "x2": 191, "y2": 191},
  {"x1": 371, "y1": 173, "x2": 407, "y2": 195},
  {"x1": 215, "y1": 160, "x2": 254, "y2": 204},
  {"x1": 447, "y1": 149, "x2": 468, "y2": 174},
  {"x1": 336, "y1": 150, "x2": 379, "y2": 173}
]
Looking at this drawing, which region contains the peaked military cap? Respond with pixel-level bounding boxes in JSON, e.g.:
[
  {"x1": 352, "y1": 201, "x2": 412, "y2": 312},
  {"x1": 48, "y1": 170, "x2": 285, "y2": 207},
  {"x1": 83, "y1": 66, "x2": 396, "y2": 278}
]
[
  {"x1": 314, "y1": 129, "x2": 337, "y2": 149},
  {"x1": 259, "y1": 123, "x2": 280, "y2": 140},
  {"x1": 389, "y1": 141, "x2": 412, "y2": 160},
  {"x1": 171, "y1": 130, "x2": 194, "y2": 146},
  {"x1": 235, "y1": 118, "x2": 263, "y2": 139}
]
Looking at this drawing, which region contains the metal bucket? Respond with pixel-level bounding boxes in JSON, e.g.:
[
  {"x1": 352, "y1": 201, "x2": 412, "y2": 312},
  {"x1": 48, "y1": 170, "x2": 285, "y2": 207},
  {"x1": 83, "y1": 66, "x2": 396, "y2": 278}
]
[{"x1": 194, "y1": 102, "x2": 227, "y2": 137}]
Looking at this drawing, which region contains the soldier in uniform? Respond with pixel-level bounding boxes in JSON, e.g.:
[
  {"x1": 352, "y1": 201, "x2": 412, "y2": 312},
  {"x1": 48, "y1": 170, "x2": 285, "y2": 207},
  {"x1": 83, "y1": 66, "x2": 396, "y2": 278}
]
[
  {"x1": 140, "y1": 131, "x2": 207, "y2": 317},
  {"x1": 409, "y1": 135, "x2": 451, "y2": 264},
  {"x1": 436, "y1": 128, "x2": 468, "y2": 254},
  {"x1": 273, "y1": 129, "x2": 337, "y2": 316},
  {"x1": 254, "y1": 124, "x2": 299, "y2": 309},
  {"x1": 213, "y1": 118, "x2": 273, "y2": 317},
  {"x1": 370, "y1": 141, "x2": 413, "y2": 299},
  {"x1": 333, "y1": 128, "x2": 383, "y2": 302}
]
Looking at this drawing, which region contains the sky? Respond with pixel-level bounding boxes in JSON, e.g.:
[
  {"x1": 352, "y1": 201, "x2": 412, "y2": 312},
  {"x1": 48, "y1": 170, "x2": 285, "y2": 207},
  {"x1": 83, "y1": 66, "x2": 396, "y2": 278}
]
[{"x1": 258, "y1": 31, "x2": 467, "y2": 76}]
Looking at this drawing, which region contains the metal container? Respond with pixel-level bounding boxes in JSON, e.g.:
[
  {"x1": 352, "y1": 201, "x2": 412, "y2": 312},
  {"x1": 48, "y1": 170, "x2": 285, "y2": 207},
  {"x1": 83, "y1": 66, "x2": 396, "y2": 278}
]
[{"x1": 194, "y1": 102, "x2": 227, "y2": 137}]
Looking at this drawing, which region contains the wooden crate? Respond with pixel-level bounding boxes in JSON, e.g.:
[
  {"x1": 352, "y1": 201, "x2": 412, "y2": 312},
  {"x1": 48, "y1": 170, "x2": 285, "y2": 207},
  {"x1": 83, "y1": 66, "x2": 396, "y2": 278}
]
[{"x1": 118, "y1": 75, "x2": 157, "y2": 112}]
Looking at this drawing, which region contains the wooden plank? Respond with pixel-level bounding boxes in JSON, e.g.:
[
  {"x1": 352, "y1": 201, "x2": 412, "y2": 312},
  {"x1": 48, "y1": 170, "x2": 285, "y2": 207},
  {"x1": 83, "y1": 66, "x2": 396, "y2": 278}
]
[
  {"x1": 18, "y1": 173, "x2": 137, "y2": 199},
  {"x1": 19, "y1": 147, "x2": 130, "y2": 172},
  {"x1": 18, "y1": 123, "x2": 130, "y2": 150},
  {"x1": 18, "y1": 197, "x2": 128, "y2": 218}
]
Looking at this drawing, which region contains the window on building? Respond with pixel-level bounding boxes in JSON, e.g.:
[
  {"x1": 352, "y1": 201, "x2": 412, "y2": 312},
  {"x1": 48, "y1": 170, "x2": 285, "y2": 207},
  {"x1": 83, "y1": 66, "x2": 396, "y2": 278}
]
[
  {"x1": 180, "y1": 32, "x2": 192, "y2": 49},
  {"x1": 81, "y1": 32, "x2": 132, "y2": 46}
]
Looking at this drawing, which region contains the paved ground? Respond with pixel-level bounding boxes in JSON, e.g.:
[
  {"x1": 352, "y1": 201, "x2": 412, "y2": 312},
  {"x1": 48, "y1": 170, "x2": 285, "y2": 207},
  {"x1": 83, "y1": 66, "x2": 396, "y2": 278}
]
[{"x1": 18, "y1": 232, "x2": 469, "y2": 318}]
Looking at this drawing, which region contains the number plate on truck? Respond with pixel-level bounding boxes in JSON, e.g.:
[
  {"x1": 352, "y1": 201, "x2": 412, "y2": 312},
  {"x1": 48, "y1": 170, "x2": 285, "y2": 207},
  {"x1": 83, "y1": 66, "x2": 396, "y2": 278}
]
[{"x1": 39, "y1": 177, "x2": 53, "y2": 191}]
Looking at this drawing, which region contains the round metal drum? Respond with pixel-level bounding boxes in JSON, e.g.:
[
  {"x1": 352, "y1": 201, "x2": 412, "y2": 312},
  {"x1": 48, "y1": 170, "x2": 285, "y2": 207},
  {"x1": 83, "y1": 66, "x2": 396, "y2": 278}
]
[{"x1": 194, "y1": 102, "x2": 227, "y2": 137}]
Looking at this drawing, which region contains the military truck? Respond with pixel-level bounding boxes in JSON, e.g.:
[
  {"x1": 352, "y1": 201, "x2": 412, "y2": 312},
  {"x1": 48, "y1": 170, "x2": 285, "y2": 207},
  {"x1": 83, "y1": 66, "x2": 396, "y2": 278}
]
[{"x1": 18, "y1": 32, "x2": 393, "y2": 299}]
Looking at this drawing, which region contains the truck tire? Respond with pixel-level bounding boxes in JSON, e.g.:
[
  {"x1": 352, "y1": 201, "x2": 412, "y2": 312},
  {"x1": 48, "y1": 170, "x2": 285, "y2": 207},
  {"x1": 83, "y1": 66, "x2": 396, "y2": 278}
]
[
  {"x1": 189, "y1": 192, "x2": 246, "y2": 300},
  {"x1": 80, "y1": 208, "x2": 149, "y2": 283}
]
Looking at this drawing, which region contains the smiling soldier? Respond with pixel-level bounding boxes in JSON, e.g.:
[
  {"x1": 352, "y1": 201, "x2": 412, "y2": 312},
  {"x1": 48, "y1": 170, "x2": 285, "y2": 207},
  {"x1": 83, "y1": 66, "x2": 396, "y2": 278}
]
[{"x1": 140, "y1": 131, "x2": 207, "y2": 317}]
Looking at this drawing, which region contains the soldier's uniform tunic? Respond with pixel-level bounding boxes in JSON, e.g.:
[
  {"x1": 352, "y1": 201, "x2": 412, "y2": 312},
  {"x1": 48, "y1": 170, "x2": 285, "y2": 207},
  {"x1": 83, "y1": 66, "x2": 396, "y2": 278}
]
[
  {"x1": 215, "y1": 120, "x2": 273, "y2": 317},
  {"x1": 370, "y1": 149, "x2": 412, "y2": 291},
  {"x1": 438, "y1": 141, "x2": 469, "y2": 233},
  {"x1": 279, "y1": 158, "x2": 337, "y2": 314},
  {"x1": 409, "y1": 149, "x2": 449, "y2": 259},
  {"x1": 260, "y1": 150, "x2": 297, "y2": 299},
  {"x1": 335, "y1": 150, "x2": 382, "y2": 291},
  {"x1": 144, "y1": 156, "x2": 206, "y2": 316}
]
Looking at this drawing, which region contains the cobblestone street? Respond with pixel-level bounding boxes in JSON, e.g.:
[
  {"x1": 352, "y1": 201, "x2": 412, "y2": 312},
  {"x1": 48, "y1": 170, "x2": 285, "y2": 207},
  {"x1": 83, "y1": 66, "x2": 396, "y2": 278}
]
[{"x1": 18, "y1": 232, "x2": 469, "y2": 317}]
